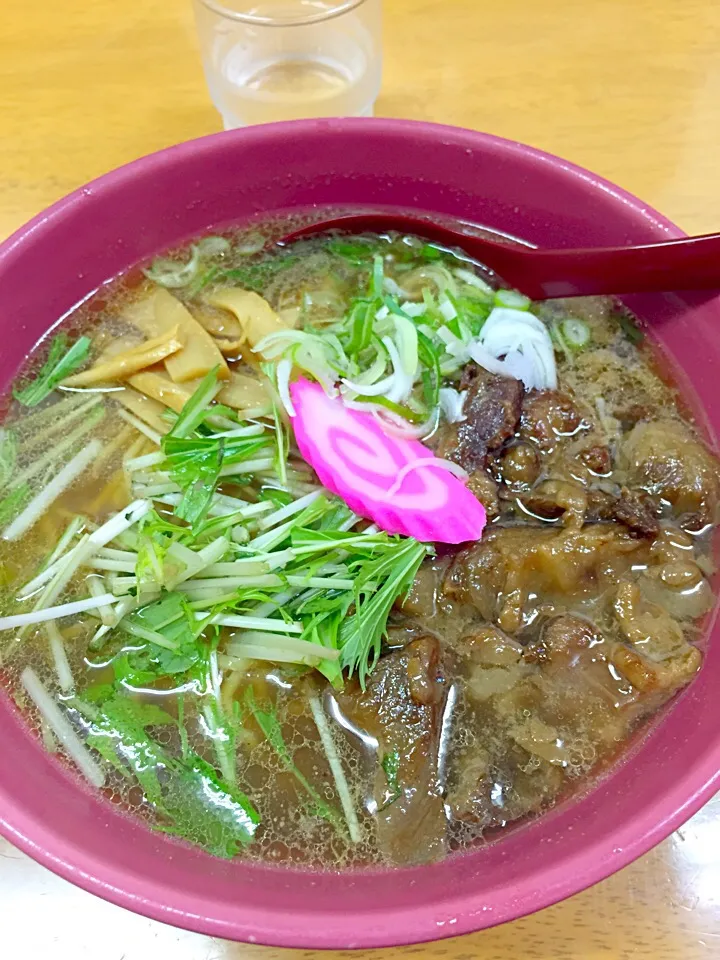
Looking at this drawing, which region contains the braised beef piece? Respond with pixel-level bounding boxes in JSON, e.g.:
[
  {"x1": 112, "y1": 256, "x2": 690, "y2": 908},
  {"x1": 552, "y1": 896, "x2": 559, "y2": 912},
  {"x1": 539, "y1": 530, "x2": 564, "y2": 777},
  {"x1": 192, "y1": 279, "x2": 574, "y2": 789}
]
[
  {"x1": 498, "y1": 441, "x2": 541, "y2": 489},
  {"x1": 619, "y1": 419, "x2": 720, "y2": 526},
  {"x1": 524, "y1": 614, "x2": 601, "y2": 664},
  {"x1": 578, "y1": 444, "x2": 613, "y2": 475},
  {"x1": 395, "y1": 560, "x2": 443, "y2": 619},
  {"x1": 586, "y1": 488, "x2": 660, "y2": 538},
  {"x1": 520, "y1": 615, "x2": 641, "y2": 746},
  {"x1": 433, "y1": 367, "x2": 523, "y2": 516},
  {"x1": 466, "y1": 471, "x2": 501, "y2": 520},
  {"x1": 437, "y1": 367, "x2": 523, "y2": 473},
  {"x1": 508, "y1": 477, "x2": 659, "y2": 538},
  {"x1": 519, "y1": 389, "x2": 587, "y2": 452},
  {"x1": 516, "y1": 479, "x2": 587, "y2": 528},
  {"x1": 610, "y1": 582, "x2": 702, "y2": 695},
  {"x1": 447, "y1": 746, "x2": 495, "y2": 826},
  {"x1": 616, "y1": 403, "x2": 653, "y2": 430},
  {"x1": 461, "y1": 627, "x2": 528, "y2": 702},
  {"x1": 447, "y1": 617, "x2": 610, "y2": 829},
  {"x1": 608, "y1": 490, "x2": 660, "y2": 537},
  {"x1": 450, "y1": 612, "x2": 637, "y2": 831},
  {"x1": 335, "y1": 635, "x2": 447, "y2": 864},
  {"x1": 461, "y1": 626, "x2": 524, "y2": 667},
  {"x1": 443, "y1": 524, "x2": 649, "y2": 633},
  {"x1": 448, "y1": 738, "x2": 564, "y2": 829}
]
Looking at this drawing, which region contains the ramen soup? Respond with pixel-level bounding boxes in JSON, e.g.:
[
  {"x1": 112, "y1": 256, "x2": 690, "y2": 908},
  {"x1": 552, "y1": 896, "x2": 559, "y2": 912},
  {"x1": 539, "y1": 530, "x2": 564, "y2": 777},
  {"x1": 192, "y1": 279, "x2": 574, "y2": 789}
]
[{"x1": 0, "y1": 226, "x2": 717, "y2": 867}]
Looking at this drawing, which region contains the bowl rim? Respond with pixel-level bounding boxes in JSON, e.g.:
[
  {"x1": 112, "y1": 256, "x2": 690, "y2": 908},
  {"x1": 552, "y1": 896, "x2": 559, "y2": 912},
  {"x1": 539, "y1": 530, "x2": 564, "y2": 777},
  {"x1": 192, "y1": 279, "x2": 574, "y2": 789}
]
[{"x1": 1, "y1": 117, "x2": 718, "y2": 949}]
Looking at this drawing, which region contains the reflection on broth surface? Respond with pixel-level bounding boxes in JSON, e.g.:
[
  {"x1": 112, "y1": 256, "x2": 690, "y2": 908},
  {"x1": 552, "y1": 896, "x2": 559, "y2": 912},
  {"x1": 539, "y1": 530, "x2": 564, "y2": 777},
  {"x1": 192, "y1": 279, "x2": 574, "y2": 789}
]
[{"x1": 0, "y1": 222, "x2": 716, "y2": 867}]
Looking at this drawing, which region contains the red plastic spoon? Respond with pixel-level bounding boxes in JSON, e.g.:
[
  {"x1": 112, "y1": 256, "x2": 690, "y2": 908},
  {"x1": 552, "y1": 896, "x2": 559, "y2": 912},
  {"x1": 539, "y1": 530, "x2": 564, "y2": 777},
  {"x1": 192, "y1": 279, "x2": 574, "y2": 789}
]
[{"x1": 279, "y1": 212, "x2": 720, "y2": 300}]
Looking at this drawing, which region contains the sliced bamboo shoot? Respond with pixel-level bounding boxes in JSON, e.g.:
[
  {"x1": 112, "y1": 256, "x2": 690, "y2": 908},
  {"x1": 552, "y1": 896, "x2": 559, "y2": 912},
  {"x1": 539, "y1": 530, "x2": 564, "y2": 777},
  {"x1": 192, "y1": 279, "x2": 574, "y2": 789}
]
[
  {"x1": 193, "y1": 305, "x2": 244, "y2": 340},
  {"x1": 127, "y1": 370, "x2": 193, "y2": 413},
  {"x1": 206, "y1": 289, "x2": 295, "y2": 348},
  {"x1": 120, "y1": 297, "x2": 156, "y2": 339},
  {"x1": 218, "y1": 372, "x2": 271, "y2": 411},
  {"x1": 126, "y1": 289, "x2": 229, "y2": 383},
  {"x1": 94, "y1": 333, "x2": 145, "y2": 363},
  {"x1": 116, "y1": 387, "x2": 171, "y2": 434},
  {"x1": 215, "y1": 338, "x2": 246, "y2": 357},
  {"x1": 62, "y1": 328, "x2": 183, "y2": 386},
  {"x1": 130, "y1": 366, "x2": 269, "y2": 416}
]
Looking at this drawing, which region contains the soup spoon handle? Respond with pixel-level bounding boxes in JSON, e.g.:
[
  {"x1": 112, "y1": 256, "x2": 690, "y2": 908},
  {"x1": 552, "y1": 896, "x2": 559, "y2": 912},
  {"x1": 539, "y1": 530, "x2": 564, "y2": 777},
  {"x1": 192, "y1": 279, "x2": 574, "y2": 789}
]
[
  {"x1": 510, "y1": 230, "x2": 720, "y2": 299},
  {"x1": 279, "y1": 214, "x2": 720, "y2": 300}
]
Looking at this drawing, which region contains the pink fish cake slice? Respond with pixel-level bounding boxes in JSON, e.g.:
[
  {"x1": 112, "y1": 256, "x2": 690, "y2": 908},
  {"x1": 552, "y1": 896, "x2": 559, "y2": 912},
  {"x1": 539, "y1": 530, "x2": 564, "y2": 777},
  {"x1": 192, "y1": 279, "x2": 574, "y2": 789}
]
[{"x1": 289, "y1": 378, "x2": 486, "y2": 544}]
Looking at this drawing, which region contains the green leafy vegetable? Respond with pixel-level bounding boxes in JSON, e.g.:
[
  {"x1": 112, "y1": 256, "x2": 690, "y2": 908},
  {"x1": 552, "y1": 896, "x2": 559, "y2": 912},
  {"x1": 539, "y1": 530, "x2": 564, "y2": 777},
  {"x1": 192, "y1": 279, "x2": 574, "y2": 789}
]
[
  {"x1": 346, "y1": 298, "x2": 376, "y2": 356},
  {"x1": 380, "y1": 750, "x2": 402, "y2": 808},
  {"x1": 261, "y1": 486, "x2": 294, "y2": 509},
  {"x1": 271, "y1": 402, "x2": 289, "y2": 487},
  {"x1": 299, "y1": 602, "x2": 353, "y2": 690},
  {"x1": 203, "y1": 695, "x2": 237, "y2": 785},
  {"x1": 245, "y1": 686, "x2": 345, "y2": 836},
  {"x1": 328, "y1": 238, "x2": 378, "y2": 265},
  {"x1": 160, "y1": 753, "x2": 259, "y2": 856},
  {"x1": 371, "y1": 254, "x2": 385, "y2": 299},
  {"x1": 340, "y1": 539, "x2": 428, "y2": 686},
  {"x1": 0, "y1": 430, "x2": 17, "y2": 488},
  {"x1": 85, "y1": 694, "x2": 174, "y2": 798},
  {"x1": 82, "y1": 682, "x2": 115, "y2": 704},
  {"x1": 166, "y1": 367, "x2": 221, "y2": 440},
  {"x1": 86, "y1": 691, "x2": 259, "y2": 856},
  {"x1": 214, "y1": 253, "x2": 301, "y2": 294},
  {"x1": 14, "y1": 334, "x2": 92, "y2": 407},
  {"x1": 163, "y1": 425, "x2": 270, "y2": 528},
  {"x1": 416, "y1": 330, "x2": 441, "y2": 410},
  {"x1": 0, "y1": 483, "x2": 30, "y2": 526},
  {"x1": 351, "y1": 394, "x2": 427, "y2": 424},
  {"x1": 165, "y1": 436, "x2": 225, "y2": 526},
  {"x1": 119, "y1": 593, "x2": 208, "y2": 676},
  {"x1": 616, "y1": 310, "x2": 644, "y2": 344}
]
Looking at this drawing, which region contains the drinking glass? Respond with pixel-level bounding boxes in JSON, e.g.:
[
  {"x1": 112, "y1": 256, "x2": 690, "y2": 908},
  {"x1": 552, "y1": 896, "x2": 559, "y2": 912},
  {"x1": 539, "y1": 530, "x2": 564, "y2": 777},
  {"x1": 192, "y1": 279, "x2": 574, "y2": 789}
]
[{"x1": 193, "y1": 0, "x2": 382, "y2": 129}]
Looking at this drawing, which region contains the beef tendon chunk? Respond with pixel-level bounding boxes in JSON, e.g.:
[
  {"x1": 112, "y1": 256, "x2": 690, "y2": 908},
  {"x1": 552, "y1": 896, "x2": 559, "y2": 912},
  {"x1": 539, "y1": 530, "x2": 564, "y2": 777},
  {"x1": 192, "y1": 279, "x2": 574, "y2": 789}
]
[
  {"x1": 437, "y1": 366, "x2": 523, "y2": 473},
  {"x1": 462, "y1": 625, "x2": 524, "y2": 667},
  {"x1": 508, "y1": 715, "x2": 570, "y2": 766},
  {"x1": 578, "y1": 443, "x2": 613, "y2": 476},
  {"x1": 518, "y1": 478, "x2": 588, "y2": 528},
  {"x1": 466, "y1": 470, "x2": 500, "y2": 519},
  {"x1": 446, "y1": 745, "x2": 493, "y2": 825},
  {"x1": 335, "y1": 635, "x2": 447, "y2": 864},
  {"x1": 611, "y1": 643, "x2": 701, "y2": 697},
  {"x1": 530, "y1": 614, "x2": 602, "y2": 662},
  {"x1": 586, "y1": 487, "x2": 660, "y2": 538},
  {"x1": 610, "y1": 582, "x2": 702, "y2": 695},
  {"x1": 519, "y1": 389, "x2": 587, "y2": 453},
  {"x1": 498, "y1": 440, "x2": 541, "y2": 489},
  {"x1": 642, "y1": 554, "x2": 713, "y2": 620},
  {"x1": 460, "y1": 626, "x2": 528, "y2": 701},
  {"x1": 444, "y1": 525, "x2": 648, "y2": 633},
  {"x1": 525, "y1": 615, "x2": 638, "y2": 731},
  {"x1": 618, "y1": 419, "x2": 720, "y2": 527},
  {"x1": 395, "y1": 559, "x2": 444, "y2": 619},
  {"x1": 609, "y1": 489, "x2": 660, "y2": 538}
]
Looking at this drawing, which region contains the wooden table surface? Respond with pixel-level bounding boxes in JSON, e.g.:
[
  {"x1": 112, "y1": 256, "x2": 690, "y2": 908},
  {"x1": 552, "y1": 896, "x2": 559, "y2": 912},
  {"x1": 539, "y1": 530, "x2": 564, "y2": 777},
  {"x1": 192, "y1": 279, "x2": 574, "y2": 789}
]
[{"x1": 2, "y1": 0, "x2": 720, "y2": 957}]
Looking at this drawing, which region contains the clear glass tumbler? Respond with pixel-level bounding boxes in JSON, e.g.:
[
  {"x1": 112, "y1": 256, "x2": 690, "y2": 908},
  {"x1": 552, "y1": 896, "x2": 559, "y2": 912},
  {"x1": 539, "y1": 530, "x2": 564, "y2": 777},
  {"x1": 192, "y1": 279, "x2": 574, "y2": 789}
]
[{"x1": 193, "y1": 0, "x2": 382, "y2": 129}]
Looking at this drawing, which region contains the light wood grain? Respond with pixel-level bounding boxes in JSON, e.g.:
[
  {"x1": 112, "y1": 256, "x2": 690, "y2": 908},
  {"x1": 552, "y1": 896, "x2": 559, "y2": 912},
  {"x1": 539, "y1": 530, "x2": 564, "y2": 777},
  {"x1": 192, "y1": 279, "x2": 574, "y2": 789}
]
[{"x1": 1, "y1": 0, "x2": 720, "y2": 957}]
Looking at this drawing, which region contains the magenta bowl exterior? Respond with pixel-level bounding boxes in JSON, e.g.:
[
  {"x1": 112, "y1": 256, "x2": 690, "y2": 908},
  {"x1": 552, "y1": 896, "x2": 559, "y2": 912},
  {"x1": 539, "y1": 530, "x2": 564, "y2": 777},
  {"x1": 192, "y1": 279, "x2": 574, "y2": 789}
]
[{"x1": 0, "y1": 118, "x2": 718, "y2": 949}]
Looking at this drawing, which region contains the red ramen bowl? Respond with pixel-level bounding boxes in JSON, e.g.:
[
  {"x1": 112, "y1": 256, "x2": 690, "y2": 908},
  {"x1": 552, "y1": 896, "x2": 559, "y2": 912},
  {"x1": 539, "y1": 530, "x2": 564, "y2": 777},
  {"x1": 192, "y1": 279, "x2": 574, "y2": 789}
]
[{"x1": 0, "y1": 119, "x2": 718, "y2": 949}]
